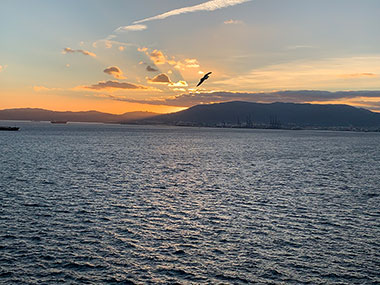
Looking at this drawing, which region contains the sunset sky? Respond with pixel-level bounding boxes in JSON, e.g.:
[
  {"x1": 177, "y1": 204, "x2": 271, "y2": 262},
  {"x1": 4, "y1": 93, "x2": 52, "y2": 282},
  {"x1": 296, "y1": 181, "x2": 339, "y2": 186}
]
[{"x1": 1, "y1": 0, "x2": 380, "y2": 113}]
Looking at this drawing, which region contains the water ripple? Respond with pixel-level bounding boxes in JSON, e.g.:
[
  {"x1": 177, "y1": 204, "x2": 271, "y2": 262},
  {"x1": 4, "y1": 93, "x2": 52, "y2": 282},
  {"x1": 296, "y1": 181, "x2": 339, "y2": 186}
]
[{"x1": 1, "y1": 123, "x2": 379, "y2": 283}]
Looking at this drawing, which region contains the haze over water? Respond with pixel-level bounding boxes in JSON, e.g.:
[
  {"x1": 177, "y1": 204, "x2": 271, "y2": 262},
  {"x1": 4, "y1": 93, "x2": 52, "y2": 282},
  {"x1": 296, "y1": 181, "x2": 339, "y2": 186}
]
[{"x1": 1, "y1": 122, "x2": 379, "y2": 284}]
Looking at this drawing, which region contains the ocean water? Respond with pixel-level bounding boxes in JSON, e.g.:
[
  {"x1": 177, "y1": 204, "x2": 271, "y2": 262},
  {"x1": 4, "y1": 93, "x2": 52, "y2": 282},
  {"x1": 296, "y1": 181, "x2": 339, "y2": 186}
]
[{"x1": 1, "y1": 122, "x2": 379, "y2": 284}]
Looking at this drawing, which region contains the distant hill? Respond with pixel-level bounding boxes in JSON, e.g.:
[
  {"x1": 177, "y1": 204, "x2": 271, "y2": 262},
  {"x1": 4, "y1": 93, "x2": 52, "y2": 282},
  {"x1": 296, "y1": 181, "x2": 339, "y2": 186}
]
[
  {"x1": 0, "y1": 108, "x2": 157, "y2": 123},
  {"x1": 142, "y1": 101, "x2": 380, "y2": 129}
]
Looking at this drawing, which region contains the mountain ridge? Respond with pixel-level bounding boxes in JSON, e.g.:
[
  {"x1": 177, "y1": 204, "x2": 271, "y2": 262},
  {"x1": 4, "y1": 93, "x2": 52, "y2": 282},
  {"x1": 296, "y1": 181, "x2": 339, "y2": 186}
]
[
  {"x1": 0, "y1": 108, "x2": 158, "y2": 123},
  {"x1": 141, "y1": 101, "x2": 380, "y2": 129}
]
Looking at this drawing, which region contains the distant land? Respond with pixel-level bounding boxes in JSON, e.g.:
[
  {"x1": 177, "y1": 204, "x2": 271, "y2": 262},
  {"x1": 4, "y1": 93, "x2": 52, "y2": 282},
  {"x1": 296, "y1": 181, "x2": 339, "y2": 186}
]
[
  {"x1": 140, "y1": 101, "x2": 380, "y2": 131},
  {"x1": 1, "y1": 102, "x2": 380, "y2": 131},
  {"x1": 0, "y1": 108, "x2": 157, "y2": 123}
]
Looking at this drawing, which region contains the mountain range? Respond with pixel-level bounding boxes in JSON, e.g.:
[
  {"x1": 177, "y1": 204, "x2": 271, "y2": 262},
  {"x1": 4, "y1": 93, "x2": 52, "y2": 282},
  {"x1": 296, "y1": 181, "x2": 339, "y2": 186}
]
[
  {"x1": 141, "y1": 101, "x2": 380, "y2": 129},
  {"x1": 1, "y1": 102, "x2": 380, "y2": 130},
  {"x1": 0, "y1": 108, "x2": 157, "y2": 123}
]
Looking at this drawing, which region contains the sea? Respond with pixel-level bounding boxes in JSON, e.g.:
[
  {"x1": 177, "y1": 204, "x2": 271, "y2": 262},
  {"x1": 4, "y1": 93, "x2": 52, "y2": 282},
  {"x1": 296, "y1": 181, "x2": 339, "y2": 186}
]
[{"x1": 1, "y1": 121, "x2": 379, "y2": 284}]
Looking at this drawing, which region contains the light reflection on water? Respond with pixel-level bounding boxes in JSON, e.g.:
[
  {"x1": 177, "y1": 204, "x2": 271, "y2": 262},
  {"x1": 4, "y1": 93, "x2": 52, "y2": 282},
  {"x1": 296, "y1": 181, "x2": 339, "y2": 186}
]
[{"x1": 1, "y1": 122, "x2": 379, "y2": 284}]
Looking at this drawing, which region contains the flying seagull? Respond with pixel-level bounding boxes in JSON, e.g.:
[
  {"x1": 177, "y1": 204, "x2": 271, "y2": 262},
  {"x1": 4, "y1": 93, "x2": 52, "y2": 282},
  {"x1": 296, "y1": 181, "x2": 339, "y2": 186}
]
[{"x1": 196, "y1": 72, "x2": 212, "y2": 87}]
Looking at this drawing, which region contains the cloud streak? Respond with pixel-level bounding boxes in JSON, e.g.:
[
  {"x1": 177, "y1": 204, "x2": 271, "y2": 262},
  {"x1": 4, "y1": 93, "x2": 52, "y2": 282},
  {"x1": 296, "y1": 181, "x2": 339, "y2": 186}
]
[
  {"x1": 134, "y1": 0, "x2": 251, "y2": 24},
  {"x1": 100, "y1": 90, "x2": 380, "y2": 109},
  {"x1": 115, "y1": 24, "x2": 147, "y2": 32},
  {"x1": 63, "y1": 48, "x2": 96, "y2": 57},
  {"x1": 81, "y1": 80, "x2": 150, "y2": 91}
]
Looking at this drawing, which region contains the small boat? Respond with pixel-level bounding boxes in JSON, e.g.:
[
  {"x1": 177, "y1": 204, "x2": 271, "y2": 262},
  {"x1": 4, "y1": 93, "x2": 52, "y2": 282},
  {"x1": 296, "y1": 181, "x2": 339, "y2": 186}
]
[
  {"x1": 51, "y1": 120, "x2": 67, "y2": 124},
  {"x1": 0, "y1": 126, "x2": 20, "y2": 131}
]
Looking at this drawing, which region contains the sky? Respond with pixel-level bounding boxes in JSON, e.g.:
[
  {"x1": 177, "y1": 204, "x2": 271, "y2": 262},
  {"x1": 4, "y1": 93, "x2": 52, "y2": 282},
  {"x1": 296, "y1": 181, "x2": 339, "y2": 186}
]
[{"x1": 1, "y1": 0, "x2": 380, "y2": 114}]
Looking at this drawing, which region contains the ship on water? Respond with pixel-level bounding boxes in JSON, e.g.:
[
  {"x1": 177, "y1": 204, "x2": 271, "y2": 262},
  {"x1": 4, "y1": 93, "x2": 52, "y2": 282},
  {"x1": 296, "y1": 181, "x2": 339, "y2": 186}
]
[
  {"x1": 50, "y1": 120, "x2": 68, "y2": 124},
  {"x1": 0, "y1": 126, "x2": 20, "y2": 131}
]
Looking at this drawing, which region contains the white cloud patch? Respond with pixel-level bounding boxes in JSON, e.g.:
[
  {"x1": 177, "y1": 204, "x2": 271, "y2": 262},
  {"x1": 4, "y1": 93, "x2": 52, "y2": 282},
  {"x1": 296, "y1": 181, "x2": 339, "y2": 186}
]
[
  {"x1": 134, "y1": 0, "x2": 251, "y2": 24},
  {"x1": 115, "y1": 24, "x2": 147, "y2": 32},
  {"x1": 169, "y1": 81, "x2": 188, "y2": 87},
  {"x1": 224, "y1": 19, "x2": 243, "y2": 24}
]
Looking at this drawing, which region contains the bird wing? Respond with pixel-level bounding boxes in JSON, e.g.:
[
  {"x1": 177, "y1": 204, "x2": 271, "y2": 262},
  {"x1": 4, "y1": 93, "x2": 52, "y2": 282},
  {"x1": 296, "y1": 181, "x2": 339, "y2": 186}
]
[
  {"x1": 196, "y1": 72, "x2": 212, "y2": 87},
  {"x1": 196, "y1": 78, "x2": 205, "y2": 87}
]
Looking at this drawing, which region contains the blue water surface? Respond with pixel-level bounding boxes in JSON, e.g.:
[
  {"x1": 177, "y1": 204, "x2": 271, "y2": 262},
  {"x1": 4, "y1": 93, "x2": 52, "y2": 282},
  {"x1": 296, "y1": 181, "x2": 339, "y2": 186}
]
[{"x1": 1, "y1": 122, "x2": 379, "y2": 284}]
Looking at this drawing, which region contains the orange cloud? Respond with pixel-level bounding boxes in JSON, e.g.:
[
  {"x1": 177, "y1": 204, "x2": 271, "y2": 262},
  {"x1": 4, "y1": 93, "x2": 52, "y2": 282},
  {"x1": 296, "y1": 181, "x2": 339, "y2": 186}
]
[
  {"x1": 150, "y1": 50, "x2": 166, "y2": 65},
  {"x1": 184, "y1": 59, "x2": 200, "y2": 68},
  {"x1": 103, "y1": 66, "x2": 126, "y2": 79},
  {"x1": 169, "y1": 80, "x2": 188, "y2": 87},
  {"x1": 147, "y1": 74, "x2": 188, "y2": 88},
  {"x1": 138, "y1": 47, "x2": 201, "y2": 72},
  {"x1": 62, "y1": 47, "x2": 96, "y2": 57},
  {"x1": 137, "y1": 47, "x2": 148, "y2": 52}
]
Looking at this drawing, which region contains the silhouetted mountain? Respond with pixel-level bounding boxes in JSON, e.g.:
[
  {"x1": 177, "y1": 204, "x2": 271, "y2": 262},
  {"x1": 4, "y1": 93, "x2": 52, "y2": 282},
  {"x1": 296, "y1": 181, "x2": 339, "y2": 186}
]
[
  {"x1": 0, "y1": 108, "x2": 157, "y2": 123},
  {"x1": 143, "y1": 101, "x2": 380, "y2": 129}
]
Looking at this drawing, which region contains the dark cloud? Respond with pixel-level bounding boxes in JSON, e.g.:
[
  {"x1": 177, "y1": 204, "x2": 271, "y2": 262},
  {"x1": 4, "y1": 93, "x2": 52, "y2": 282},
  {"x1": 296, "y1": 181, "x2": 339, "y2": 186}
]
[
  {"x1": 63, "y1": 47, "x2": 96, "y2": 57},
  {"x1": 103, "y1": 66, "x2": 125, "y2": 79},
  {"x1": 83, "y1": 80, "x2": 149, "y2": 90},
  {"x1": 148, "y1": 73, "x2": 171, "y2": 84},
  {"x1": 146, "y1": 65, "x2": 158, "y2": 72},
  {"x1": 102, "y1": 90, "x2": 380, "y2": 108}
]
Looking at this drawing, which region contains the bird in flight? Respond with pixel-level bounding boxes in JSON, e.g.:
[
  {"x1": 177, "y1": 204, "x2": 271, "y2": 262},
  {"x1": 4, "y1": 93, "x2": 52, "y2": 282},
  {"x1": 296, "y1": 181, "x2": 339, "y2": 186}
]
[{"x1": 196, "y1": 72, "x2": 212, "y2": 87}]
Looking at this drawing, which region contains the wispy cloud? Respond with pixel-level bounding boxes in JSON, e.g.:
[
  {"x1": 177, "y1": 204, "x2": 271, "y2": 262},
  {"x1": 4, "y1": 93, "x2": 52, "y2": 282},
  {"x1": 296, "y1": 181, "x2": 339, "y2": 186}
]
[
  {"x1": 33, "y1": 86, "x2": 63, "y2": 92},
  {"x1": 215, "y1": 56, "x2": 380, "y2": 91},
  {"x1": 62, "y1": 47, "x2": 96, "y2": 57},
  {"x1": 339, "y1": 73, "x2": 377, "y2": 78},
  {"x1": 286, "y1": 45, "x2": 315, "y2": 50},
  {"x1": 133, "y1": 0, "x2": 251, "y2": 24},
  {"x1": 103, "y1": 66, "x2": 126, "y2": 79},
  {"x1": 80, "y1": 80, "x2": 150, "y2": 91}
]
